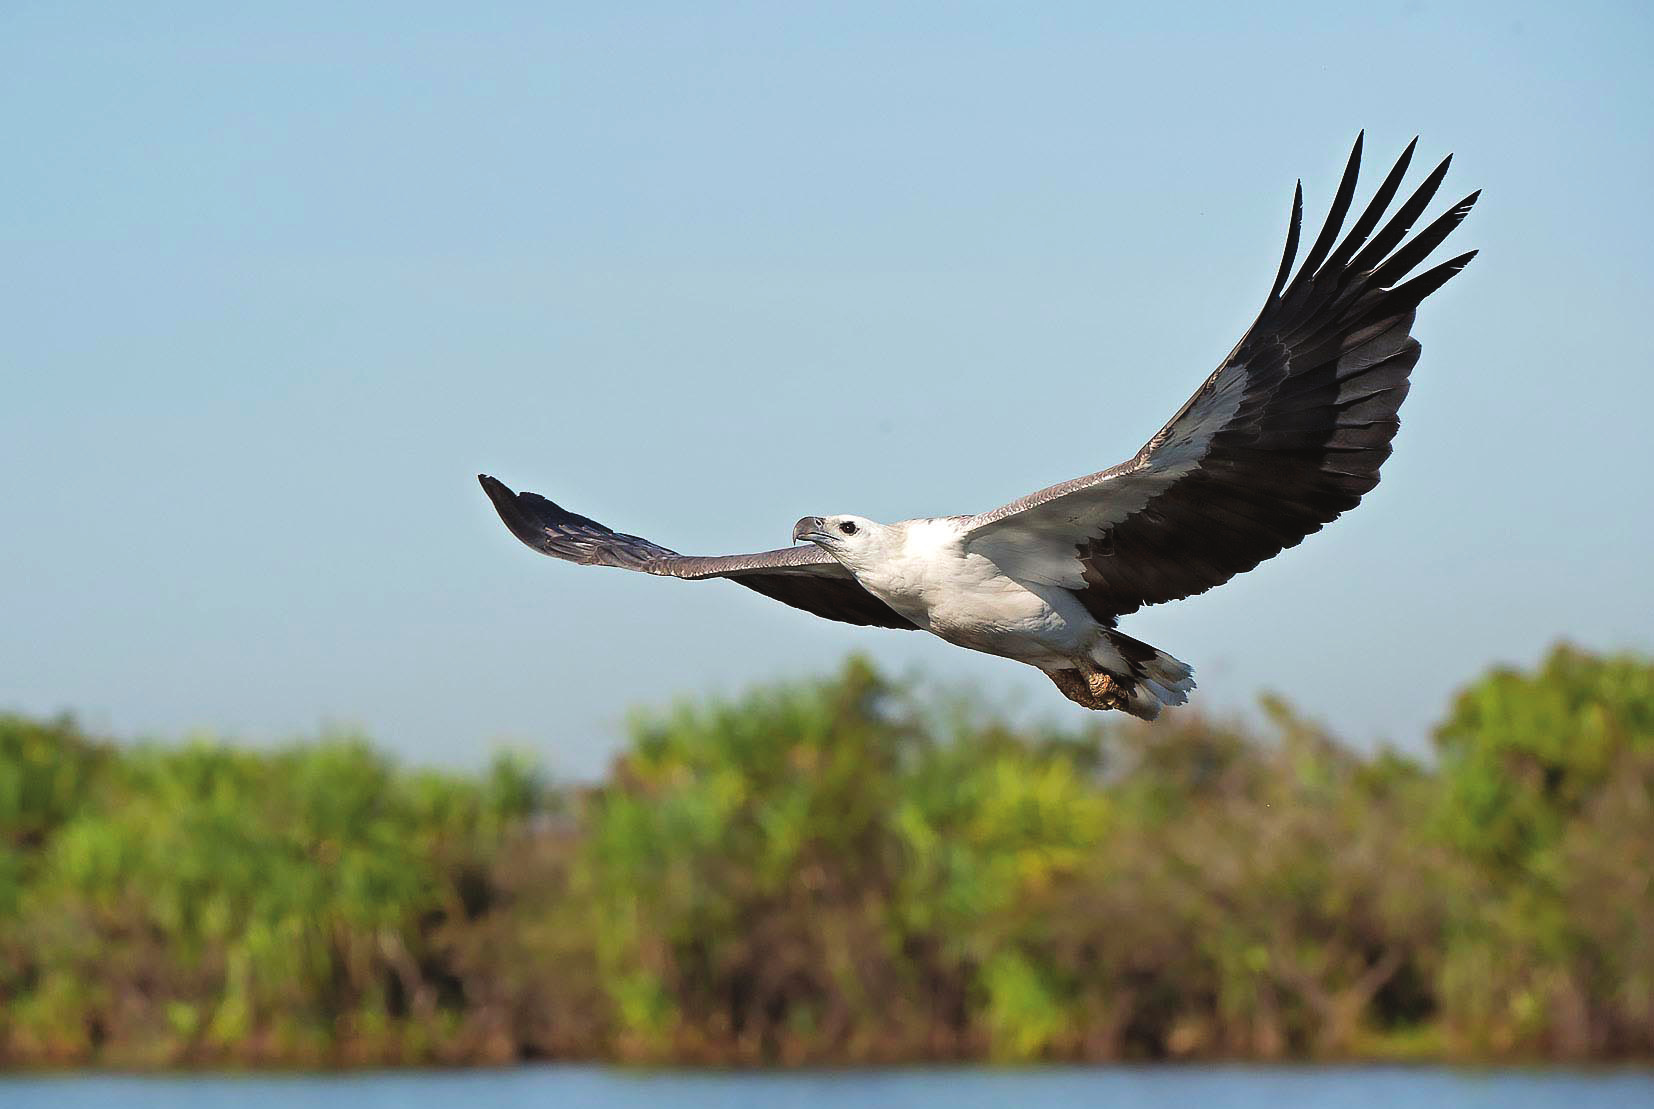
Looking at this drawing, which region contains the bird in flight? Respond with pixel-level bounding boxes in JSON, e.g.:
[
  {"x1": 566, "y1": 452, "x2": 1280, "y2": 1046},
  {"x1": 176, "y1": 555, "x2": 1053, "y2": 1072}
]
[{"x1": 481, "y1": 135, "x2": 1476, "y2": 719}]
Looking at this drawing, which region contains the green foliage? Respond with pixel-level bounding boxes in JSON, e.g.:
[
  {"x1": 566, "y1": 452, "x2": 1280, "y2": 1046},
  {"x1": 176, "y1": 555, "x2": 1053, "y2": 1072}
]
[
  {"x1": 581, "y1": 659, "x2": 915, "y2": 1061},
  {"x1": 0, "y1": 714, "x2": 106, "y2": 920},
  {"x1": 1, "y1": 643, "x2": 1650, "y2": 1067},
  {"x1": 0, "y1": 724, "x2": 583, "y2": 1067},
  {"x1": 0, "y1": 714, "x2": 105, "y2": 844},
  {"x1": 1430, "y1": 644, "x2": 1654, "y2": 1057},
  {"x1": 1434, "y1": 644, "x2": 1652, "y2": 868}
]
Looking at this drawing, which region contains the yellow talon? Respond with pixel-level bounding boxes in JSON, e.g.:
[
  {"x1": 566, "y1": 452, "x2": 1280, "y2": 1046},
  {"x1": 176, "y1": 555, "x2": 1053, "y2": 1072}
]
[{"x1": 1087, "y1": 671, "x2": 1127, "y2": 711}]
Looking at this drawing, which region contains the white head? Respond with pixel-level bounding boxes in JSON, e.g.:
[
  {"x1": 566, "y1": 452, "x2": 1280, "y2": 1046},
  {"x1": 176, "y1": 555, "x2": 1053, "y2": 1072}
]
[{"x1": 791, "y1": 514, "x2": 894, "y2": 570}]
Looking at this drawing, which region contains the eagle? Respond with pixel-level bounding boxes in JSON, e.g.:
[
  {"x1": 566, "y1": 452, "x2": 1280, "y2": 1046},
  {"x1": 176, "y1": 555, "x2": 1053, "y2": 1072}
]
[{"x1": 480, "y1": 135, "x2": 1477, "y2": 719}]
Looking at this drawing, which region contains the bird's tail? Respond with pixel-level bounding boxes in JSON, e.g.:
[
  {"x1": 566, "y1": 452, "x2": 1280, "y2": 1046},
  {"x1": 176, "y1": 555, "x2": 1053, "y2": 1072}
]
[{"x1": 1099, "y1": 630, "x2": 1196, "y2": 721}]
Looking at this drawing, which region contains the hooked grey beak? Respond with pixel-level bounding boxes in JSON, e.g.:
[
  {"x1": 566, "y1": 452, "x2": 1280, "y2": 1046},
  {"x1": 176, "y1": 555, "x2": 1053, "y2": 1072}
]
[{"x1": 792, "y1": 516, "x2": 826, "y2": 543}]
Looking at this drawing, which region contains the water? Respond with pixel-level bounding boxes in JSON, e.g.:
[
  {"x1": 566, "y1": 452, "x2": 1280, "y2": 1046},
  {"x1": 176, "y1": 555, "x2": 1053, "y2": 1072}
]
[{"x1": 3, "y1": 1065, "x2": 1652, "y2": 1108}]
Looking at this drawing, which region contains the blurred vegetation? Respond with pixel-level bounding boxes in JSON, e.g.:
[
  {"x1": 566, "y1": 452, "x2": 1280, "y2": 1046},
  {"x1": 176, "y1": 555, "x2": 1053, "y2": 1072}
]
[{"x1": 1, "y1": 643, "x2": 1649, "y2": 1068}]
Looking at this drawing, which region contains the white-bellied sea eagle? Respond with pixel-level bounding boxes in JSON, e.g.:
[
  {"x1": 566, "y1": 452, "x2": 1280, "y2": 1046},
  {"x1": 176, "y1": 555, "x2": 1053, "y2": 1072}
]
[{"x1": 480, "y1": 135, "x2": 1477, "y2": 718}]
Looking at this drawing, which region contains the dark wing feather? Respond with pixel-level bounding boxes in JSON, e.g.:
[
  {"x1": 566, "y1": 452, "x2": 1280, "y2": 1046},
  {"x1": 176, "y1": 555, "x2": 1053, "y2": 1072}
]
[
  {"x1": 478, "y1": 475, "x2": 917, "y2": 630},
  {"x1": 964, "y1": 136, "x2": 1477, "y2": 618}
]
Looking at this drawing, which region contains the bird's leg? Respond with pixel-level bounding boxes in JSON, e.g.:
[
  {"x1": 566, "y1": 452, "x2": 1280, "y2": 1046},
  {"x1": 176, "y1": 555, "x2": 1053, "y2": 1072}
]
[
  {"x1": 1047, "y1": 668, "x2": 1093, "y2": 706},
  {"x1": 1046, "y1": 665, "x2": 1128, "y2": 711}
]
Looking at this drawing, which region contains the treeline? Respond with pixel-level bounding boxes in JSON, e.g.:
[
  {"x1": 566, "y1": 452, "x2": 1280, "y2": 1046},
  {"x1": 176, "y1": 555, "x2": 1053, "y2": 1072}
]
[{"x1": 1, "y1": 644, "x2": 1650, "y2": 1068}]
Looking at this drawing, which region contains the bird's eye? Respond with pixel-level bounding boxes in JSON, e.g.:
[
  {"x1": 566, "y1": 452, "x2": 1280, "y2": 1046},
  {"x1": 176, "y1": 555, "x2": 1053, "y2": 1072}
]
[{"x1": 839, "y1": 521, "x2": 858, "y2": 536}]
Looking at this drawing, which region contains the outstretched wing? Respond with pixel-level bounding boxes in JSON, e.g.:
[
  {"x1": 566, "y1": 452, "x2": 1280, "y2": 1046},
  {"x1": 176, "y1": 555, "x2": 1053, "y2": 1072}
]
[
  {"x1": 964, "y1": 134, "x2": 1477, "y2": 619},
  {"x1": 479, "y1": 475, "x2": 917, "y2": 630}
]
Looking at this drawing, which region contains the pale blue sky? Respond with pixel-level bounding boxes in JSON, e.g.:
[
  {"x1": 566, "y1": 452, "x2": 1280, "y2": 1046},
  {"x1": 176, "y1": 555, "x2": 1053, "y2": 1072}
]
[{"x1": 4, "y1": 2, "x2": 1651, "y2": 777}]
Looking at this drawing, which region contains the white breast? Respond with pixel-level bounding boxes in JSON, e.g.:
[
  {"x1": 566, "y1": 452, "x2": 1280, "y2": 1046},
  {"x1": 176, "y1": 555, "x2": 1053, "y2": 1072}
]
[{"x1": 852, "y1": 518, "x2": 1099, "y2": 663}]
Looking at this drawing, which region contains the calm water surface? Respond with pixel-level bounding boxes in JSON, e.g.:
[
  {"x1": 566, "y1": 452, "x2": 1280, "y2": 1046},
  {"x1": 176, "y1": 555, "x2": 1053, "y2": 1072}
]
[{"x1": 4, "y1": 1065, "x2": 1653, "y2": 1108}]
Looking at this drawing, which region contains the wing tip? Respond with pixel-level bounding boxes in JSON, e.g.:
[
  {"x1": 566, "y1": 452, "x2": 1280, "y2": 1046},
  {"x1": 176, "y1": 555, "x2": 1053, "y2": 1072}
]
[
  {"x1": 477, "y1": 473, "x2": 557, "y2": 552},
  {"x1": 1267, "y1": 181, "x2": 1306, "y2": 303},
  {"x1": 478, "y1": 473, "x2": 518, "y2": 513}
]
